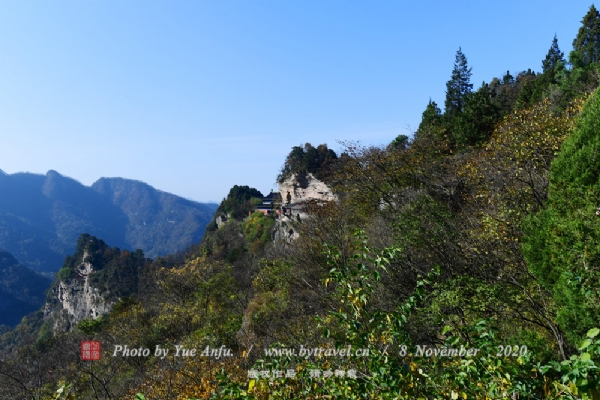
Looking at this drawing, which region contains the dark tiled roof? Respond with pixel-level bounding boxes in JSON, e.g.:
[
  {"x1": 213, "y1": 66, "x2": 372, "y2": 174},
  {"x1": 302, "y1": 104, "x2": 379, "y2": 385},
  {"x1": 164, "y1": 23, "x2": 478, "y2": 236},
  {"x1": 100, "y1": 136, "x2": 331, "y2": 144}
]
[{"x1": 263, "y1": 192, "x2": 280, "y2": 200}]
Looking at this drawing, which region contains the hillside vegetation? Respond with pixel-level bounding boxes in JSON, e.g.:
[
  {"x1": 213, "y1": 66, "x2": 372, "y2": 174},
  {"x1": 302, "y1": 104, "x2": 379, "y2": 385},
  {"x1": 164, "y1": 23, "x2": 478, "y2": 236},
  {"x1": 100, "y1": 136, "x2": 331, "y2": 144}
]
[{"x1": 4, "y1": 6, "x2": 600, "y2": 399}]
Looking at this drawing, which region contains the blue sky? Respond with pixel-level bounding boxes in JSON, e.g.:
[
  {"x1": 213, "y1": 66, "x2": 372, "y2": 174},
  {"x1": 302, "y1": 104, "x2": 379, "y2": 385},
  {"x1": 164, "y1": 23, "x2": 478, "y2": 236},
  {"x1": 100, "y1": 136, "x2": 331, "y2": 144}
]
[{"x1": 0, "y1": 1, "x2": 594, "y2": 202}]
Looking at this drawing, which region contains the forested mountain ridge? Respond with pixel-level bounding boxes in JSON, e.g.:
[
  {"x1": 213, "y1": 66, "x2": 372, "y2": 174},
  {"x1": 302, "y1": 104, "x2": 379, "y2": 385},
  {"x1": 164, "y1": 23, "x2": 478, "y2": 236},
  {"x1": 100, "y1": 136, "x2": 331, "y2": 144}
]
[
  {"x1": 4, "y1": 5, "x2": 600, "y2": 400},
  {"x1": 92, "y1": 177, "x2": 218, "y2": 260},
  {"x1": 0, "y1": 249, "x2": 50, "y2": 328},
  {"x1": 0, "y1": 170, "x2": 218, "y2": 274}
]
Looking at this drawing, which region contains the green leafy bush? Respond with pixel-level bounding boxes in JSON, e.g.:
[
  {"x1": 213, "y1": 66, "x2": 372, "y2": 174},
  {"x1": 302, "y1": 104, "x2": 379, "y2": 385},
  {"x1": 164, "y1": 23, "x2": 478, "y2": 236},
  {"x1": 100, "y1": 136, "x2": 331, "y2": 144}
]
[
  {"x1": 524, "y1": 87, "x2": 600, "y2": 344},
  {"x1": 243, "y1": 212, "x2": 275, "y2": 254},
  {"x1": 56, "y1": 266, "x2": 73, "y2": 281}
]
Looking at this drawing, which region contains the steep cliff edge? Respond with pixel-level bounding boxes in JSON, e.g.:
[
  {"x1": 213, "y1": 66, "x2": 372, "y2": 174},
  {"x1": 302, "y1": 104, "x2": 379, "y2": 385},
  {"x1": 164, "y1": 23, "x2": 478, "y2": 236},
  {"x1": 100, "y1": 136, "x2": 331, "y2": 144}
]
[
  {"x1": 278, "y1": 172, "x2": 336, "y2": 205},
  {"x1": 275, "y1": 173, "x2": 337, "y2": 243},
  {"x1": 46, "y1": 251, "x2": 111, "y2": 332},
  {"x1": 44, "y1": 234, "x2": 148, "y2": 333}
]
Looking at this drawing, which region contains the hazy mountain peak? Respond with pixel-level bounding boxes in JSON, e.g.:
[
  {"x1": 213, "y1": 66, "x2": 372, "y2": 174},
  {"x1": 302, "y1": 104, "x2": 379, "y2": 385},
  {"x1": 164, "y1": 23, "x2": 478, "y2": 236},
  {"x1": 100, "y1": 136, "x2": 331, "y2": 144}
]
[{"x1": 0, "y1": 169, "x2": 218, "y2": 273}]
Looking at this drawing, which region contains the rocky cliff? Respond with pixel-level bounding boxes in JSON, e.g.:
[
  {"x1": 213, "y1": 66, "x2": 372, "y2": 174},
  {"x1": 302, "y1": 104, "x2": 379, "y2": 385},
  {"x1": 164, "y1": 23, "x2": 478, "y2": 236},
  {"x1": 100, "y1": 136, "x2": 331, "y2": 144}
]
[
  {"x1": 46, "y1": 251, "x2": 113, "y2": 332},
  {"x1": 278, "y1": 172, "x2": 336, "y2": 205},
  {"x1": 275, "y1": 173, "x2": 337, "y2": 243},
  {"x1": 44, "y1": 234, "x2": 146, "y2": 333}
]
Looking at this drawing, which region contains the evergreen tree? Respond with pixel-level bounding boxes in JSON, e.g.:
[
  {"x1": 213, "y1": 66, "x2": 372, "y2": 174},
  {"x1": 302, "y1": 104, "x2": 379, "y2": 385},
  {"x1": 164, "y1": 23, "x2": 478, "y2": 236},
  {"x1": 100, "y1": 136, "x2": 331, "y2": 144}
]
[
  {"x1": 217, "y1": 185, "x2": 264, "y2": 220},
  {"x1": 570, "y1": 5, "x2": 600, "y2": 68},
  {"x1": 452, "y1": 83, "x2": 500, "y2": 146},
  {"x1": 543, "y1": 35, "x2": 565, "y2": 73},
  {"x1": 444, "y1": 47, "x2": 473, "y2": 118},
  {"x1": 523, "y1": 88, "x2": 600, "y2": 344},
  {"x1": 414, "y1": 99, "x2": 445, "y2": 143},
  {"x1": 516, "y1": 36, "x2": 567, "y2": 108},
  {"x1": 277, "y1": 143, "x2": 338, "y2": 183},
  {"x1": 490, "y1": 71, "x2": 522, "y2": 115},
  {"x1": 502, "y1": 70, "x2": 514, "y2": 85},
  {"x1": 388, "y1": 134, "x2": 409, "y2": 151},
  {"x1": 417, "y1": 99, "x2": 442, "y2": 131}
]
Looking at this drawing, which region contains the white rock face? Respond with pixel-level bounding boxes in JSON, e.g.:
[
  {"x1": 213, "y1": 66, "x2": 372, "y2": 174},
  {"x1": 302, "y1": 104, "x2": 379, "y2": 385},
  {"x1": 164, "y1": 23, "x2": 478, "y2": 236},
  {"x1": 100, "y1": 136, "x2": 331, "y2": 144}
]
[
  {"x1": 278, "y1": 173, "x2": 336, "y2": 205},
  {"x1": 47, "y1": 251, "x2": 113, "y2": 332},
  {"x1": 272, "y1": 173, "x2": 336, "y2": 245},
  {"x1": 215, "y1": 213, "x2": 228, "y2": 228}
]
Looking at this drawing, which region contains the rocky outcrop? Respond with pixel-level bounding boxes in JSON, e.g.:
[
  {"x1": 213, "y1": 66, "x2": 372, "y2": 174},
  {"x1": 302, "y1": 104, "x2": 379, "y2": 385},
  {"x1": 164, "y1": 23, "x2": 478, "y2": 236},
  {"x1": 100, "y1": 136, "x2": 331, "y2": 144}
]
[
  {"x1": 215, "y1": 213, "x2": 229, "y2": 228},
  {"x1": 45, "y1": 249, "x2": 114, "y2": 333},
  {"x1": 278, "y1": 173, "x2": 336, "y2": 205},
  {"x1": 273, "y1": 218, "x2": 300, "y2": 243},
  {"x1": 272, "y1": 173, "x2": 336, "y2": 245},
  {"x1": 58, "y1": 252, "x2": 112, "y2": 324}
]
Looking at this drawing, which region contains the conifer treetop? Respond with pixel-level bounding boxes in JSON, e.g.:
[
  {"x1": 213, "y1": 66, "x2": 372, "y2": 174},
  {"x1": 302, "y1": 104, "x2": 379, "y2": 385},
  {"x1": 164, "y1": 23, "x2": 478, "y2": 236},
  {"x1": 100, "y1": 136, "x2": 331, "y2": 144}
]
[
  {"x1": 571, "y1": 5, "x2": 600, "y2": 67},
  {"x1": 445, "y1": 47, "x2": 473, "y2": 117}
]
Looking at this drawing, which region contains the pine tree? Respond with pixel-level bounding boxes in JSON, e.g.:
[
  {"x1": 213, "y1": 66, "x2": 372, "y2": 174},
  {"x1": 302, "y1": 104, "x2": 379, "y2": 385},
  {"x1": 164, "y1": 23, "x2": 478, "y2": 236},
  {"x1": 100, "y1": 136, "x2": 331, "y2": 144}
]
[
  {"x1": 414, "y1": 99, "x2": 444, "y2": 142},
  {"x1": 418, "y1": 99, "x2": 442, "y2": 130},
  {"x1": 541, "y1": 35, "x2": 567, "y2": 88},
  {"x1": 502, "y1": 70, "x2": 514, "y2": 85},
  {"x1": 571, "y1": 5, "x2": 600, "y2": 68},
  {"x1": 452, "y1": 83, "x2": 500, "y2": 146},
  {"x1": 542, "y1": 35, "x2": 565, "y2": 73},
  {"x1": 388, "y1": 134, "x2": 409, "y2": 151},
  {"x1": 489, "y1": 71, "x2": 521, "y2": 114},
  {"x1": 516, "y1": 37, "x2": 566, "y2": 108},
  {"x1": 444, "y1": 47, "x2": 473, "y2": 119}
]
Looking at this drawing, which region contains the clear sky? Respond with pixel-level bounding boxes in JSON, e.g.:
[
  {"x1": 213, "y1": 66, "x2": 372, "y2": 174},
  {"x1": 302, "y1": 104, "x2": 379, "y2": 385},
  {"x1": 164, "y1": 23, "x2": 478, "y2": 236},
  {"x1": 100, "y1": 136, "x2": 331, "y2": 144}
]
[{"x1": 0, "y1": 1, "x2": 594, "y2": 202}]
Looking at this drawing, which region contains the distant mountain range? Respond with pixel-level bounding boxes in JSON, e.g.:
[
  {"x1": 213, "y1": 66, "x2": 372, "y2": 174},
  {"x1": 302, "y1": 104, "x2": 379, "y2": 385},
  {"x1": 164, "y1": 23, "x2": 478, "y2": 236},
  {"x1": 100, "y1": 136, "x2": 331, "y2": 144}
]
[
  {"x1": 0, "y1": 249, "x2": 50, "y2": 328},
  {"x1": 0, "y1": 169, "x2": 218, "y2": 274}
]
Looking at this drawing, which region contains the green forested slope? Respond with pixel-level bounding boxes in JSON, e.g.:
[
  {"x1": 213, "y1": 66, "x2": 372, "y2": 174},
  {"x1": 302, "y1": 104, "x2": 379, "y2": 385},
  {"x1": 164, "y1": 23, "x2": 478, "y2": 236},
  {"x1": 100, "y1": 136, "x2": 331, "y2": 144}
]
[{"x1": 3, "y1": 6, "x2": 600, "y2": 400}]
